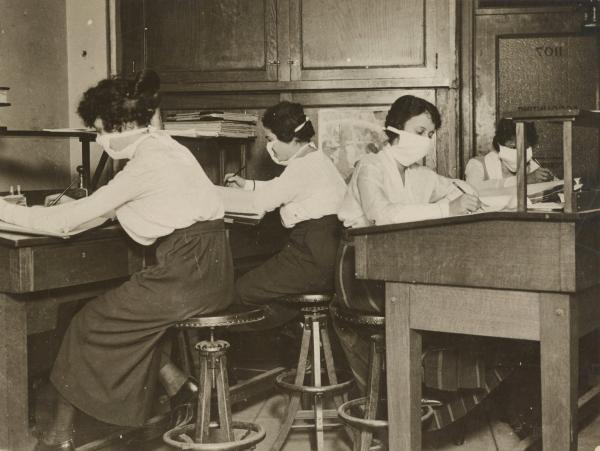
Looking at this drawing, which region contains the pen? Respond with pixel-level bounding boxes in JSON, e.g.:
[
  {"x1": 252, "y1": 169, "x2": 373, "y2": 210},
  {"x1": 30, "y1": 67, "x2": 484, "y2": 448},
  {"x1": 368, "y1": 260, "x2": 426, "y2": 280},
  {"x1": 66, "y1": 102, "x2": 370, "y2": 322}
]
[
  {"x1": 452, "y1": 181, "x2": 467, "y2": 194},
  {"x1": 224, "y1": 165, "x2": 246, "y2": 184},
  {"x1": 48, "y1": 178, "x2": 78, "y2": 206},
  {"x1": 453, "y1": 181, "x2": 489, "y2": 209}
]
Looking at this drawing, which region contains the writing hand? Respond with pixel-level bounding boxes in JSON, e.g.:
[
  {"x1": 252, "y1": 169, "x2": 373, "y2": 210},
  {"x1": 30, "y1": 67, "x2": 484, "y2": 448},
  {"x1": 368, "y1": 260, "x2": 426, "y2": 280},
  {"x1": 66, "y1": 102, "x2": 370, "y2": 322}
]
[
  {"x1": 449, "y1": 193, "x2": 480, "y2": 215},
  {"x1": 223, "y1": 173, "x2": 246, "y2": 189},
  {"x1": 527, "y1": 167, "x2": 554, "y2": 183}
]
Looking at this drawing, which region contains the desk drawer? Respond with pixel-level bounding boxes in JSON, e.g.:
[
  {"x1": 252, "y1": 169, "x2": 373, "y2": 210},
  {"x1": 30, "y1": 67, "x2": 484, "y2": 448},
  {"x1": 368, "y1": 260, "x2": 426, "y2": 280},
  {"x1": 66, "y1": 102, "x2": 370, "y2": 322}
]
[{"x1": 1, "y1": 238, "x2": 142, "y2": 293}]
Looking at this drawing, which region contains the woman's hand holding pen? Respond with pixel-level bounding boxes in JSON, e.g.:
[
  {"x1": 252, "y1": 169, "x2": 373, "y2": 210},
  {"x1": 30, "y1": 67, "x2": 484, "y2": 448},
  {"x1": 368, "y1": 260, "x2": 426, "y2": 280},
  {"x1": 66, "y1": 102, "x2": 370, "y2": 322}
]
[
  {"x1": 449, "y1": 194, "x2": 480, "y2": 215},
  {"x1": 450, "y1": 181, "x2": 484, "y2": 214},
  {"x1": 527, "y1": 167, "x2": 554, "y2": 183},
  {"x1": 223, "y1": 173, "x2": 247, "y2": 189}
]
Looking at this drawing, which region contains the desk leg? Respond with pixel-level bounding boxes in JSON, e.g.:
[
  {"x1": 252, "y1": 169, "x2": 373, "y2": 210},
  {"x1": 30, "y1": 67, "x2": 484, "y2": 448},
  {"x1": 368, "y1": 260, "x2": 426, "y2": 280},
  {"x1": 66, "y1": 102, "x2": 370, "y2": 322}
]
[
  {"x1": 540, "y1": 293, "x2": 578, "y2": 451},
  {"x1": 386, "y1": 283, "x2": 422, "y2": 451},
  {"x1": 0, "y1": 295, "x2": 34, "y2": 451}
]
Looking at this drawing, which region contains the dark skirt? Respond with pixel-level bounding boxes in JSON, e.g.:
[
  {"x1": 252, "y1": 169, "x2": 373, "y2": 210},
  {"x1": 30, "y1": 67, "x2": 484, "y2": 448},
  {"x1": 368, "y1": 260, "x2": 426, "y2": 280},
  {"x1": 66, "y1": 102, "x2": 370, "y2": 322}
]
[
  {"x1": 333, "y1": 234, "x2": 513, "y2": 431},
  {"x1": 235, "y1": 215, "x2": 340, "y2": 328},
  {"x1": 50, "y1": 219, "x2": 234, "y2": 427}
]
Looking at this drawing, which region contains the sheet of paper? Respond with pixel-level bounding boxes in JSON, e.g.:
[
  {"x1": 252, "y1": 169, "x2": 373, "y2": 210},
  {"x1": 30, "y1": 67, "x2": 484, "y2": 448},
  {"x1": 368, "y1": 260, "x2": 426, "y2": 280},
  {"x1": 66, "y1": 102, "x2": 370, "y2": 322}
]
[{"x1": 0, "y1": 216, "x2": 108, "y2": 238}]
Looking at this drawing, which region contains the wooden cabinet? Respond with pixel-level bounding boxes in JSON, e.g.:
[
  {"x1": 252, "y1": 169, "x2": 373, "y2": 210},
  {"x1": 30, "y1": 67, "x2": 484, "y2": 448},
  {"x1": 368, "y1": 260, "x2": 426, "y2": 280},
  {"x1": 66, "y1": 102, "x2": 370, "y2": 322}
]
[
  {"x1": 288, "y1": 0, "x2": 454, "y2": 84},
  {"x1": 117, "y1": 0, "x2": 456, "y2": 89}
]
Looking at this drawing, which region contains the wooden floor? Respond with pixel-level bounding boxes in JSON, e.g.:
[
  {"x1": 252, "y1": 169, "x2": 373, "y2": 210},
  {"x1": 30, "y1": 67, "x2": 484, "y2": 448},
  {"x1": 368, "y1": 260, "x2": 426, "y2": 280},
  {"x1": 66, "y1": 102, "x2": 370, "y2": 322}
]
[{"x1": 90, "y1": 391, "x2": 600, "y2": 451}]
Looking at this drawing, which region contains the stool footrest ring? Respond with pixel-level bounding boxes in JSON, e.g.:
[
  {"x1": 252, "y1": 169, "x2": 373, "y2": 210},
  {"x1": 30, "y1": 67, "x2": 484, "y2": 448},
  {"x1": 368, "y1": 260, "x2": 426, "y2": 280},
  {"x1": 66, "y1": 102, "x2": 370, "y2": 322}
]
[
  {"x1": 275, "y1": 369, "x2": 354, "y2": 394},
  {"x1": 162, "y1": 421, "x2": 265, "y2": 450},
  {"x1": 337, "y1": 398, "x2": 389, "y2": 431}
]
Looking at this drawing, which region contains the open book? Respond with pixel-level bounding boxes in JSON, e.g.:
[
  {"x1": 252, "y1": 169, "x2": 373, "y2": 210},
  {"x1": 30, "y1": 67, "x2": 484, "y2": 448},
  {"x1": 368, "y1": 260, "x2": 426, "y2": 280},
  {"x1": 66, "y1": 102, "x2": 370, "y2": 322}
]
[
  {"x1": 214, "y1": 186, "x2": 266, "y2": 225},
  {"x1": 0, "y1": 217, "x2": 108, "y2": 239}
]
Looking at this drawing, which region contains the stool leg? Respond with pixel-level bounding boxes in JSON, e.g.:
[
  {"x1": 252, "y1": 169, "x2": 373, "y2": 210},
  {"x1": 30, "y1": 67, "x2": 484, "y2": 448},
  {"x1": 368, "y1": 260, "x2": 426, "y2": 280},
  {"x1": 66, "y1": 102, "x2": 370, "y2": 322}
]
[
  {"x1": 215, "y1": 350, "x2": 234, "y2": 441},
  {"x1": 312, "y1": 318, "x2": 325, "y2": 451},
  {"x1": 270, "y1": 323, "x2": 312, "y2": 451},
  {"x1": 359, "y1": 339, "x2": 382, "y2": 451},
  {"x1": 320, "y1": 322, "x2": 345, "y2": 408},
  {"x1": 196, "y1": 350, "x2": 213, "y2": 443},
  {"x1": 321, "y1": 322, "x2": 354, "y2": 444}
]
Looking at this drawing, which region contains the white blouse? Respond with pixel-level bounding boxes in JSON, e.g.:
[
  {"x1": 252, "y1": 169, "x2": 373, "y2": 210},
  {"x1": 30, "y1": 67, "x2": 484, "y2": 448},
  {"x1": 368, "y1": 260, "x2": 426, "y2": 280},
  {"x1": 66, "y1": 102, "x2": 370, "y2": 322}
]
[
  {"x1": 465, "y1": 151, "x2": 540, "y2": 192},
  {"x1": 338, "y1": 147, "x2": 465, "y2": 228},
  {"x1": 0, "y1": 131, "x2": 224, "y2": 245},
  {"x1": 245, "y1": 148, "x2": 347, "y2": 228}
]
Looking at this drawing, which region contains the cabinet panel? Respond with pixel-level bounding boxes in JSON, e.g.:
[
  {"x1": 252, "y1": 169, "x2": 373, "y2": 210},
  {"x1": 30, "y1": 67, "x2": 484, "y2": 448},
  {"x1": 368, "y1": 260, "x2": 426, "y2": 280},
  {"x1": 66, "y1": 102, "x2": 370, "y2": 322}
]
[
  {"x1": 300, "y1": 0, "x2": 424, "y2": 69},
  {"x1": 289, "y1": 0, "x2": 454, "y2": 83},
  {"x1": 141, "y1": 0, "x2": 279, "y2": 83}
]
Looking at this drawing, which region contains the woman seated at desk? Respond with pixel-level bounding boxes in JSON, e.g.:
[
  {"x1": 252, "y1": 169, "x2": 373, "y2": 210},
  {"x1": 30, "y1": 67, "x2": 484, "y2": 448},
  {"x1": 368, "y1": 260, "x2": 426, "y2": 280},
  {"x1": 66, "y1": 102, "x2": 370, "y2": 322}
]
[
  {"x1": 0, "y1": 70, "x2": 234, "y2": 450},
  {"x1": 224, "y1": 101, "x2": 347, "y2": 328},
  {"x1": 335, "y1": 95, "x2": 512, "y2": 431},
  {"x1": 465, "y1": 118, "x2": 554, "y2": 191}
]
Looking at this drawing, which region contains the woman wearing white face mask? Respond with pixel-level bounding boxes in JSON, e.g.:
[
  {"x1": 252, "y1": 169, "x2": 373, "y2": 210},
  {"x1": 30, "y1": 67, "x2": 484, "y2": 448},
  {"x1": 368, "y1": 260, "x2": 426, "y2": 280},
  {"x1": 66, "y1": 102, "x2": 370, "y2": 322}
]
[
  {"x1": 0, "y1": 70, "x2": 234, "y2": 450},
  {"x1": 224, "y1": 101, "x2": 346, "y2": 327},
  {"x1": 334, "y1": 96, "x2": 513, "y2": 432},
  {"x1": 465, "y1": 118, "x2": 554, "y2": 191}
]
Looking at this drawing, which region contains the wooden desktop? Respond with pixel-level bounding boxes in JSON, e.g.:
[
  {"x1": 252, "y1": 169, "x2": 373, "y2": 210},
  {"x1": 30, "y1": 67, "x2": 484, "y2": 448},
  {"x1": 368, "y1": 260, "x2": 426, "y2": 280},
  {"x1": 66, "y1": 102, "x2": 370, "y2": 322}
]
[{"x1": 350, "y1": 210, "x2": 600, "y2": 451}]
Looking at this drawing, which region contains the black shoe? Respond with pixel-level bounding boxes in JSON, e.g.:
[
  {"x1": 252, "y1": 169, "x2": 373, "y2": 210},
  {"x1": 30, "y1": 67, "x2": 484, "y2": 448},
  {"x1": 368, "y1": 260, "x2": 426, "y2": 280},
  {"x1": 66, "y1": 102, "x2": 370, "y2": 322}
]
[
  {"x1": 171, "y1": 380, "x2": 198, "y2": 427},
  {"x1": 33, "y1": 438, "x2": 75, "y2": 451}
]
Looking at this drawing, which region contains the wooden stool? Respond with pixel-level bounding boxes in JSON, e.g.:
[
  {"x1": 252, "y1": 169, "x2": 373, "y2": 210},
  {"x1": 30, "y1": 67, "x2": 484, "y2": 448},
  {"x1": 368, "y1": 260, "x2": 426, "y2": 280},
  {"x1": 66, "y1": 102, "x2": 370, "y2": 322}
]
[
  {"x1": 271, "y1": 293, "x2": 354, "y2": 451},
  {"x1": 331, "y1": 303, "x2": 441, "y2": 451},
  {"x1": 163, "y1": 305, "x2": 267, "y2": 450}
]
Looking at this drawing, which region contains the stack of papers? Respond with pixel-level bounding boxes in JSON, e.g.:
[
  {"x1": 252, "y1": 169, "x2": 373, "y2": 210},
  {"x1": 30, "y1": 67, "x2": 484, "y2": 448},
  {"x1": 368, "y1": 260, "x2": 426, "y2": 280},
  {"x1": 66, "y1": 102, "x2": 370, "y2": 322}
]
[
  {"x1": 164, "y1": 121, "x2": 257, "y2": 138},
  {"x1": 166, "y1": 111, "x2": 258, "y2": 123}
]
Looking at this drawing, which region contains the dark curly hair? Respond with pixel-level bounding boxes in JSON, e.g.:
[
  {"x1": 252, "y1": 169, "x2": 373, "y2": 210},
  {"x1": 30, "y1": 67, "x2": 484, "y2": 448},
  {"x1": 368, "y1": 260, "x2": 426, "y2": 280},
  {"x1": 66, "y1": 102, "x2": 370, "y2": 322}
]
[
  {"x1": 384, "y1": 95, "x2": 442, "y2": 141},
  {"x1": 261, "y1": 101, "x2": 315, "y2": 143},
  {"x1": 77, "y1": 69, "x2": 161, "y2": 133},
  {"x1": 492, "y1": 118, "x2": 538, "y2": 151}
]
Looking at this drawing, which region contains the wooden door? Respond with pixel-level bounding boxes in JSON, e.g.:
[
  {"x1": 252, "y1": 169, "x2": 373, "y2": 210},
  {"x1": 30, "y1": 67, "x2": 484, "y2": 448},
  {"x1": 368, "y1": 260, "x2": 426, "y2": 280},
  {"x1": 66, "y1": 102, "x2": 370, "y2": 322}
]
[
  {"x1": 137, "y1": 0, "x2": 280, "y2": 84},
  {"x1": 288, "y1": 0, "x2": 455, "y2": 85}
]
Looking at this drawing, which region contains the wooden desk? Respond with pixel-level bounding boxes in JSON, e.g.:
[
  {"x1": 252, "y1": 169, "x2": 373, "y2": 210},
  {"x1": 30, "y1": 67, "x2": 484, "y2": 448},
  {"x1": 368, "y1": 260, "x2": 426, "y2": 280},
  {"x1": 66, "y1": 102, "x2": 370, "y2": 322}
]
[
  {"x1": 0, "y1": 217, "x2": 287, "y2": 450},
  {"x1": 0, "y1": 224, "x2": 144, "y2": 451},
  {"x1": 350, "y1": 210, "x2": 600, "y2": 451}
]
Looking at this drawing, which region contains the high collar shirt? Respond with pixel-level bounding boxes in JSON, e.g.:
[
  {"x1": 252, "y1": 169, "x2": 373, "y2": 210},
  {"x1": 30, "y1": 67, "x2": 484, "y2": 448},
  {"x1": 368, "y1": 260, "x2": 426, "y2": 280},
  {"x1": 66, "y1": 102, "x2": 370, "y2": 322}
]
[
  {"x1": 0, "y1": 131, "x2": 224, "y2": 245},
  {"x1": 338, "y1": 147, "x2": 463, "y2": 228},
  {"x1": 245, "y1": 148, "x2": 347, "y2": 228}
]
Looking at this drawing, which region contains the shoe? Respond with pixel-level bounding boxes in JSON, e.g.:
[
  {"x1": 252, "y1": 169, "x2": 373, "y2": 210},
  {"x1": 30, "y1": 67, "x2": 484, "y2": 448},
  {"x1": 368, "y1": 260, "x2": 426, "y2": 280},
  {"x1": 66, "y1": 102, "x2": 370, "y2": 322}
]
[
  {"x1": 33, "y1": 438, "x2": 75, "y2": 451},
  {"x1": 171, "y1": 379, "x2": 198, "y2": 427}
]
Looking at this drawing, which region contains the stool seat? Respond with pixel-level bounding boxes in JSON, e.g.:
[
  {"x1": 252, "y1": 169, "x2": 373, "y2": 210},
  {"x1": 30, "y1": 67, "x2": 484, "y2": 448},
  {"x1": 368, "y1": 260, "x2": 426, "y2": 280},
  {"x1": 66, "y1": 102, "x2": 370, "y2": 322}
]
[
  {"x1": 277, "y1": 293, "x2": 333, "y2": 306},
  {"x1": 330, "y1": 303, "x2": 384, "y2": 328},
  {"x1": 174, "y1": 304, "x2": 264, "y2": 329}
]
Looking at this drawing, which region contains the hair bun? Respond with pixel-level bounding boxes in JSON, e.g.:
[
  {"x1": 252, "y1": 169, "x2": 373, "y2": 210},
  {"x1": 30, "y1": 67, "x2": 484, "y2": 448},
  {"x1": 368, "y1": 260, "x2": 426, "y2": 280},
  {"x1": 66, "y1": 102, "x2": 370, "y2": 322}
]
[{"x1": 132, "y1": 69, "x2": 160, "y2": 98}]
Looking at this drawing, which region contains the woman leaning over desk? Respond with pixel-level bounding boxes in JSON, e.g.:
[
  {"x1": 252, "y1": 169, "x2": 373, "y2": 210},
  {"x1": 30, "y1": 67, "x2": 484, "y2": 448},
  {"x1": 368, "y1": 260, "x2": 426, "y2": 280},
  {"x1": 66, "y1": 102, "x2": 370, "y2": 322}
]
[
  {"x1": 335, "y1": 95, "x2": 513, "y2": 431},
  {"x1": 0, "y1": 70, "x2": 234, "y2": 450},
  {"x1": 225, "y1": 101, "x2": 347, "y2": 328},
  {"x1": 465, "y1": 118, "x2": 554, "y2": 191}
]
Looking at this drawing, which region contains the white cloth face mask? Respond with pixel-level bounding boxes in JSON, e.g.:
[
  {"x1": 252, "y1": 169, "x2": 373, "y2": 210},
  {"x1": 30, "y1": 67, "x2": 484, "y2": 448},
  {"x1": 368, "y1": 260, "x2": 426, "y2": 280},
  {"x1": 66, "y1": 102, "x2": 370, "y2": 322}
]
[
  {"x1": 266, "y1": 141, "x2": 313, "y2": 166},
  {"x1": 96, "y1": 127, "x2": 149, "y2": 160},
  {"x1": 498, "y1": 145, "x2": 532, "y2": 173},
  {"x1": 385, "y1": 126, "x2": 433, "y2": 167}
]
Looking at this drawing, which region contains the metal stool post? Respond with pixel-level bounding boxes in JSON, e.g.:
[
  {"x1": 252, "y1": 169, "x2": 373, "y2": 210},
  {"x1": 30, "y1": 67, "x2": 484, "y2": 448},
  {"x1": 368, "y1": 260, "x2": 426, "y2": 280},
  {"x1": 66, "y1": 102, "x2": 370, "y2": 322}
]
[
  {"x1": 271, "y1": 294, "x2": 354, "y2": 451},
  {"x1": 163, "y1": 306, "x2": 267, "y2": 451}
]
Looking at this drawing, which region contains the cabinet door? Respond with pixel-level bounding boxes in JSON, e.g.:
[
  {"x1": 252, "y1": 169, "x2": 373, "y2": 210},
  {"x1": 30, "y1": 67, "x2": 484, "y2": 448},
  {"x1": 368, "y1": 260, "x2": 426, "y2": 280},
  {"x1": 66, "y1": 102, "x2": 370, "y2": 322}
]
[
  {"x1": 288, "y1": 0, "x2": 455, "y2": 85},
  {"x1": 140, "y1": 0, "x2": 280, "y2": 83}
]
